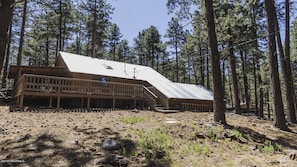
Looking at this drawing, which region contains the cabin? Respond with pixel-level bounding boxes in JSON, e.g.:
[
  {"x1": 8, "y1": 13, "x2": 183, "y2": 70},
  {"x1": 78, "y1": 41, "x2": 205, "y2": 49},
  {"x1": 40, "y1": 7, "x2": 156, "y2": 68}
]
[{"x1": 8, "y1": 52, "x2": 214, "y2": 112}]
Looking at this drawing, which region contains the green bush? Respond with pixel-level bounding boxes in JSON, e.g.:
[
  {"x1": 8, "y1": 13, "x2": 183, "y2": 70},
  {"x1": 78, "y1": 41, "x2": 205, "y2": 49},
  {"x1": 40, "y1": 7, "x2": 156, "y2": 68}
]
[
  {"x1": 135, "y1": 127, "x2": 174, "y2": 160},
  {"x1": 259, "y1": 141, "x2": 283, "y2": 154}
]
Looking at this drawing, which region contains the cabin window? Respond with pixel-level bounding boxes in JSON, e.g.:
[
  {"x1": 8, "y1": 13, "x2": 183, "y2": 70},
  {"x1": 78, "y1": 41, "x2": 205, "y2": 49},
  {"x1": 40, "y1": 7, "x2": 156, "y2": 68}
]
[{"x1": 102, "y1": 63, "x2": 113, "y2": 70}]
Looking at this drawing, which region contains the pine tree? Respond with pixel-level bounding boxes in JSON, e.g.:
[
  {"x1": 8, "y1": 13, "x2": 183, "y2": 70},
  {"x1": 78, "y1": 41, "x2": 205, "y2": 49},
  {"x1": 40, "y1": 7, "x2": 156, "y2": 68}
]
[
  {"x1": 205, "y1": 0, "x2": 226, "y2": 124},
  {"x1": 166, "y1": 18, "x2": 185, "y2": 82},
  {"x1": 264, "y1": 0, "x2": 288, "y2": 130},
  {"x1": 133, "y1": 31, "x2": 146, "y2": 65},
  {"x1": 16, "y1": 0, "x2": 27, "y2": 66},
  {"x1": 81, "y1": 0, "x2": 113, "y2": 58},
  {"x1": 284, "y1": 0, "x2": 297, "y2": 123},
  {"x1": 107, "y1": 23, "x2": 122, "y2": 61},
  {"x1": 144, "y1": 26, "x2": 161, "y2": 69}
]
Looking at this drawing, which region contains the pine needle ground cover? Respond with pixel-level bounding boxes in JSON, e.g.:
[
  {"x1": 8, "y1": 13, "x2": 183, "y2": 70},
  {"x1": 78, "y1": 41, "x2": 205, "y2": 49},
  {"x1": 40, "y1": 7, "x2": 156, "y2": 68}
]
[{"x1": 1, "y1": 106, "x2": 297, "y2": 167}]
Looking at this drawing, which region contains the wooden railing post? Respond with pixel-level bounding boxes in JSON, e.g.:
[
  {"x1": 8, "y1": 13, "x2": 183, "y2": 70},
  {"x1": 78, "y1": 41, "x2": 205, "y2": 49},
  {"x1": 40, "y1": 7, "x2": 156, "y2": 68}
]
[
  {"x1": 87, "y1": 81, "x2": 90, "y2": 110},
  {"x1": 57, "y1": 79, "x2": 61, "y2": 111},
  {"x1": 18, "y1": 75, "x2": 27, "y2": 110}
]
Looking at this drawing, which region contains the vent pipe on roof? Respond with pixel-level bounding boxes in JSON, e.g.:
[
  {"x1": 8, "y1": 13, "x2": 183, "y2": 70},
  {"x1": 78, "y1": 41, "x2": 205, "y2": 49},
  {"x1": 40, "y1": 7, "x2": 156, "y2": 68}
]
[{"x1": 124, "y1": 62, "x2": 126, "y2": 74}]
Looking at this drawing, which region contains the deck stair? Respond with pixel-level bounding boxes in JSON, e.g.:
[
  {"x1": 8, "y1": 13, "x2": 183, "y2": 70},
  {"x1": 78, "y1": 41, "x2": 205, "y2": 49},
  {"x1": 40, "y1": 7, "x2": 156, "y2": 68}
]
[
  {"x1": 143, "y1": 86, "x2": 180, "y2": 112},
  {"x1": 154, "y1": 102, "x2": 179, "y2": 113},
  {"x1": 143, "y1": 86, "x2": 157, "y2": 110}
]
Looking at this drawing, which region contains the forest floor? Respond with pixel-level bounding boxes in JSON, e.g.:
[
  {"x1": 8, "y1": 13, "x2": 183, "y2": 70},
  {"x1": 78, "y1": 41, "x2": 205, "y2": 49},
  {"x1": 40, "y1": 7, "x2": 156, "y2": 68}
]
[{"x1": 0, "y1": 106, "x2": 297, "y2": 167}]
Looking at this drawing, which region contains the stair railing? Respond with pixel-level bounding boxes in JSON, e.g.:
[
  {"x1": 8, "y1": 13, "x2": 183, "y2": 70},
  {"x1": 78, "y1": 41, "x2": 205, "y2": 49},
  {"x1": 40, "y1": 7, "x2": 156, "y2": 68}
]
[{"x1": 143, "y1": 86, "x2": 158, "y2": 110}]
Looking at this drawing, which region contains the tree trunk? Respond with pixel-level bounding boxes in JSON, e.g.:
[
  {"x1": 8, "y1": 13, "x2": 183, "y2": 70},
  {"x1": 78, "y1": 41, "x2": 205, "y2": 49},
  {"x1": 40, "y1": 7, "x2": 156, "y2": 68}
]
[
  {"x1": 187, "y1": 54, "x2": 191, "y2": 83},
  {"x1": 222, "y1": 59, "x2": 226, "y2": 98},
  {"x1": 228, "y1": 29, "x2": 241, "y2": 114},
  {"x1": 151, "y1": 47, "x2": 155, "y2": 69},
  {"x1": 206, "y1": 47, "x2": 210, "y2": 89},
  {"x1": 113, "y1": 42, "x2": 116, "y2": 60},
  {"x1": 252, "y1": 56, "x2": 258, "y2": 115},
  {"x1": 199, "y1": 42, "x2": 205, "y2": 86},
  {"x1": 264, "y1": 0, "x2": 288, "y2": 130},
  {"x1": 45, "y1": 31, "x2": 49, "y2": 66},
  {"x1": 250, "y1": 6, "x2": 264, "y2": 118},
  {"x1": 0, "y1": 0, "x2": 14, "y2": 77},
  {"x1": 258, "y1": 61, "x2": 264, "y2": 118},
  {"x1": 192, "y1": 54, "x2": 198, "y2": 84},
  {"x1": 92, "y1": 5, "x2": 97, "y2": 58},
  {"x1": 156, "y1": 52, "x2": 160, "y2": 72},
  {"x1": 205, "y1": 0, "x2": 226, "y2": 124},
  {"x1": 55, "y1": 38, "x2": 59, "y2": 59},
  {"x1": 175, "y1": 41, "x2": 179, "y2": 82},
  {"x1": 285, "y1": 0, "x2": 297, "y2": 123},
  {"x1": 275, "y1": 12, "x2": 297, "y2": 123},
  {"x1": 227, "y1": 64, "x2": 234, "y2": 107},
  {"x1": 267, "y1": 88, "x2": 271, "y2": 119},
  {"x1": 240, "y1": 50, "x2": 250, "y2": 113},
  {"x1": 1, "y1": 19, "x2": 12, "y2": 88},
  {"x1": 16, "y1": 0, "x2": 27, "y2": 66},
  {"x1": 59, "y1": 0, "x2": 62, "y2": 51}
]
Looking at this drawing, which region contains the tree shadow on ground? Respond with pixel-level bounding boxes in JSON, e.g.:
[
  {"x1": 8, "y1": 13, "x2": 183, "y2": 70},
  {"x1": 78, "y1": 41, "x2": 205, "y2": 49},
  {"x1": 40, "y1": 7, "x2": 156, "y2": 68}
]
[
  {"x1": 224, "y1": 125, "x2": 267, "y2": 143},
  {"x1": 0, "y1": 133, "x2": 93, "y2": 167},
  {"x1": 0, "y1": 125, "x2": 171, "y2": 166},
  {"x1": 275, "y1": 136, "x2": 297, "y2": 150},
  {"x1": 224, "y1": 122, "x2": 297, "y2": 153},
  {"x1": 73, "y1": 127, "x2": 172, "y2": 167},
  {"x1": 224, "y1": 124, "x2": 297, "y2": 151}
]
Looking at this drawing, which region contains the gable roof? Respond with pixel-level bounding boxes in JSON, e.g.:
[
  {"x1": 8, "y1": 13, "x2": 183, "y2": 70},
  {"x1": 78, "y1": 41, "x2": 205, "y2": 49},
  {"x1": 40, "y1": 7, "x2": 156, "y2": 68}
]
[{"x1": 58, "y1": 51, "x2": 213, "y2": 101}]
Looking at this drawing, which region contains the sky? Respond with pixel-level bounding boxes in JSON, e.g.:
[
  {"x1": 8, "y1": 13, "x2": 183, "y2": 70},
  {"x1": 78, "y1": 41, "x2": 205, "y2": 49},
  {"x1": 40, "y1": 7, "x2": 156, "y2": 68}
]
[
  {"x1": 108, "y1": 0, "x2": 297, "y2": 46},
  {"x1": 109, "y1": 0, "x2": 174, "y2": 45}
]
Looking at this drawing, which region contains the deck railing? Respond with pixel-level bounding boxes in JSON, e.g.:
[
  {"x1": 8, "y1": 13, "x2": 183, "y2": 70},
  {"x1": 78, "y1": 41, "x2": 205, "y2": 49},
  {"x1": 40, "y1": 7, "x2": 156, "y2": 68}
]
[
  {"x1": 13, "y1": 74, "x2": 143, "y2": 98},
  {"x1": 181, "y1": 103, "x2": 211, "y2": 112}
]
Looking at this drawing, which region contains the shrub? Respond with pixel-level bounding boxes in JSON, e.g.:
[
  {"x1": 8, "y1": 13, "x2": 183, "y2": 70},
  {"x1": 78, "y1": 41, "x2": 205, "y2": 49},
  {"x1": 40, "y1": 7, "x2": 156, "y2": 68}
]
[
  {"x1": 135, "y1": 127, "x2": 174, "y2": 160},
  {"x1": 259, "y1": 141, "x2": 283, "y2": 154}
]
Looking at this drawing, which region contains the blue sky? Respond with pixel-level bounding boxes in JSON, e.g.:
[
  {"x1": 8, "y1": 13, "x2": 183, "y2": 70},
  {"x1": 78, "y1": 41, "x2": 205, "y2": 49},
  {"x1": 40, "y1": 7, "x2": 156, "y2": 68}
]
[
  {"x1": 109, "y1": 0, "x2": 174, "y2": 45},
  {"x1": 109, "y1": 0, "x2": 297, "y2": 46}
]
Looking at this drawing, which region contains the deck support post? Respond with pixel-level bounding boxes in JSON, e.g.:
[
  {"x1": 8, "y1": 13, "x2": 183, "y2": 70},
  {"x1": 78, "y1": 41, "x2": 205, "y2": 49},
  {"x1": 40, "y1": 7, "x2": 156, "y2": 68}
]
[
  {"x1": 134, "y1": 99, "x2": 136, "y2": 108},
  {"x1": 57, "y1": 96, "x2": 61, "y2": 111},
  {"x1": 16, "y1": 96, "x2": 20, "y2": 107},
  {"x1": 113, "y1": 98, "x2": 115, "y2": 108},
  {"x1": 81, "y1": 98, "x2": 84, "y2": 108},
  {"x1": 19, "y1": 94, "x2": 24, "y2": 110},
  {"x1": 166, "y1": 99, "x2": 169, "y2": 110},
  {"x1": 87, "y1": 96, "x2": 90, "y2": 110},
  {"x1": 49, "y1": 97, "x2": 53, "y2": 108}
]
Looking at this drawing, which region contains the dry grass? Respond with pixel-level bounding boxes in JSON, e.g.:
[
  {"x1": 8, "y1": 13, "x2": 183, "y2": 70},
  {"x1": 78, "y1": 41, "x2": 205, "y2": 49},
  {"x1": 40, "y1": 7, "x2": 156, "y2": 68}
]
[{"x1": 0, "y1": 106, "x2": 297, "y2": 167}]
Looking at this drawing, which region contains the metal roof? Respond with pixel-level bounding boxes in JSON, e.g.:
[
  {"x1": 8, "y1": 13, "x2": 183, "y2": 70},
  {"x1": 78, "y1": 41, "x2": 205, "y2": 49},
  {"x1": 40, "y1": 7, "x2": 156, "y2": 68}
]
[{"x1": 59, "y1": 51, "x2": 213, "y2": 101}]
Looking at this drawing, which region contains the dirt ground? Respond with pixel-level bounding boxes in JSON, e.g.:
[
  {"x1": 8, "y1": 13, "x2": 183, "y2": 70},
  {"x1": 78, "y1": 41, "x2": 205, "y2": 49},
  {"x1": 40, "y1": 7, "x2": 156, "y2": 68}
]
[{"x1": 1, "y1": 106, "x2": 297, "y2": 167}]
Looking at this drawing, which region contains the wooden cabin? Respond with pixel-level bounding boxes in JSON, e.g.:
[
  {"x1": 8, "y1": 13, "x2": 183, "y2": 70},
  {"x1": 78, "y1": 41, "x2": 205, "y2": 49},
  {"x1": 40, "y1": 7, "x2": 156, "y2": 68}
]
[{"x1": 8, "y1": 52, "x2": 214, "y2": 112}]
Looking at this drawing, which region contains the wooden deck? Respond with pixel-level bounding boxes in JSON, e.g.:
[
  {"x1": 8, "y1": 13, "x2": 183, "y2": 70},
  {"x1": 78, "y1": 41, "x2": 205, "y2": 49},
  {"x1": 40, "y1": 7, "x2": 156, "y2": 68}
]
[
  {"x1": 12, "y1": 74, "x2": 212, "y2": 112},
  {"x1": 13, "y1": 74, "x2": 148, "y2": 109}
]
